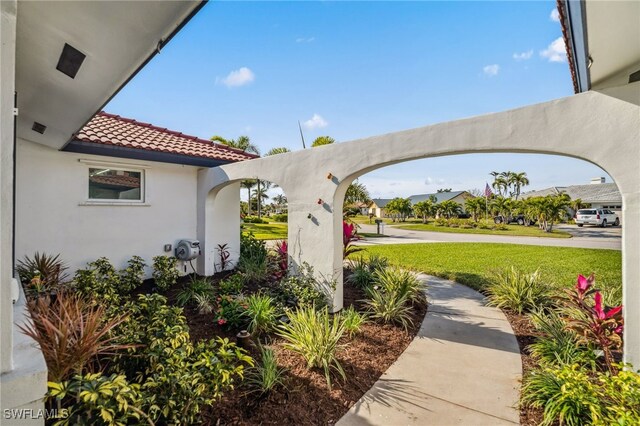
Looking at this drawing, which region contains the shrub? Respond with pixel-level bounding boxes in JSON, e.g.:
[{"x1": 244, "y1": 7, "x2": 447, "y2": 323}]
[
  {"x1": 278, "y1": 264, "x2": 328, "y2": 309},
  {"x1": 477, "y1": 221, "x2": 491, "y2": 229},
  {"x1": 47, "y1": 373, "x2": 147, "y2": 426},
  {"x1": 243, "y1": 215, "x2": 268, "y2": 224},
  {"x1": 340, "y1": 306, "x2": 367, "y2": 338},
  {"x1": 245, "y1": 345, "x2": 286, "y2": 395},
  {"x1": 16, "y1": 252, "x2": 68, "y2": 294},
  {"x1": 460, "y1": 223, "x2": 473, "y2": 229},
  {"x1": 176, "y1": 276, "x2": 214, "y2": 307},
  {"x1": 216, "y1": 295, "x2": 248, "y2": 328},
  {"x1": 119, "y1": 255, "x2": 146, "y2": 293},
  {"x1": 522, "y1": 363, "x2": 640, "y2": 426},
  {"x1": 434, "y1": 217, "x2": 447, "y2": 226},
  {"x1": 528, "y1": 309, "x2": 597, "y2": 367},
  {"x1": 108, "y1": 294, "x2": 253, "y2": 425},
  {"x1": 522, "y1": 364, "x2": 601, "y2": 426},
  {"x1": 346, "y1": 257, "x2": 374, "y2": 289},
  {"x1": 494, "y1": 223, "x2": 509, "y2": 231},
  {"x1": 277, "y1": 306, "x2": 346, "y2": 390},
  {"x1": 74, "y1": 258, "x2": 121, "y2": 303},
  {"x1": 365, "y1": 287, "x2": 414, "y2": 330},
  {"x1": 272, "y1": 213, "x2": 288, "y2": 223},
  {"x1": 152, "y1": 255, "x2": 179, "y2": 291},
  {"x1": 367, "y1": 254, "x2": 389, "y2": 273},
  {"x1": 19, "y1": 291, "x2": 131, "y2": 382},
  {"x1": 244, "y1": 294, "x2": 279, "y2": 335},
  {"x1": 239, "y1": 232, "x2": 270, "y2": 282},
  {"x1": 374, "y1": 267, "x2": 425, "y2": 306},
  {"x1": 272, "y1": 240, "x2": 288, "y2": 279},
  {"x1": 218, "y1": 274, "x2": 244, "y2": 295},
  {"x1": 486, "y1": 267, "x2": 551, "y2": 314},
  {"x1": 142, "y1": 337, "x2": 253, "y2": 425}
]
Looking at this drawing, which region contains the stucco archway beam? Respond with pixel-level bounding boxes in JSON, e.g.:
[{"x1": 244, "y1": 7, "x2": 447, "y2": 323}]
[{"x1": 198, "y1": 85, "x2": 640, "y2": 364}]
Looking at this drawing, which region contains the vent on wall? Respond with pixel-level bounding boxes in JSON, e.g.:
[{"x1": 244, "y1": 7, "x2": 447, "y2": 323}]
[
  {"x1": 32, "y1": 122, "x2": 46, "y2": 134},
  {"x1": 56, "y1": 43, "x2": 86, "y2": 79}
]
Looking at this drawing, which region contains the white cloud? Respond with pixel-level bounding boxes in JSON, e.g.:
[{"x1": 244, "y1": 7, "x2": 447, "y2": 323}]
[
  {"x1": 550, "y1": 8, "x2": 560, "y2": 22},
  {"x1": 296, "y1": 37, "x2": 315, "y2": 43},
  {"x1": 302, "y1": 113, "x2": 328, "y2": 130},
  {"x1": 483, "y1": 64, "x2": 500, "y2": 76},
  {"x1": 218, "y1": 67, "x2": 255, "y2": 88},
  {"x1": 425, "y1": 177, "x2": 445, "y2": 185},
  {"x1": 512, "y1": 50, "x2": 533, "y2": 61},
  {"x1": 540, "y1": 37, "x2": 566, "y2": 62}
]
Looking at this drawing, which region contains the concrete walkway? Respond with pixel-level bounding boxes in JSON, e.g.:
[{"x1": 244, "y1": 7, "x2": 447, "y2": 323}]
[
  {"x1": 338, "y1": 275, "x2": 521, "y2": 426},
  {"x1": 356, "y1": 223, "x2": 621, "y2": 251}
]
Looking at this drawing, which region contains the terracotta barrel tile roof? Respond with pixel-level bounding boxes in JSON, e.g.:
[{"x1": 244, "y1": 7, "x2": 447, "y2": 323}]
[{"x1": 73, "y1": 112, "x2": 258, "y2": 163}]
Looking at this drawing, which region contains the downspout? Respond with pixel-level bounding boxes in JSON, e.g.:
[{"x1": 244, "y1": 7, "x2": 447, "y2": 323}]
[{"x1": 12, "y1": 91, "x2": 16, "y2": 277}]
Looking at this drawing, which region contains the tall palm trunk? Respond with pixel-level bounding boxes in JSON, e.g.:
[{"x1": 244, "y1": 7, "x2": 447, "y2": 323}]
[{"x1": 257, "y1": 180, "x2": 262, "y2": 219}]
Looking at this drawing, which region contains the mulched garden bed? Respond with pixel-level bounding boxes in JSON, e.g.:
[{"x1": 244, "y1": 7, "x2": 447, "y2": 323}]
[{"x1": 170, "y1": 271, "x2": 429, "y2": 425}]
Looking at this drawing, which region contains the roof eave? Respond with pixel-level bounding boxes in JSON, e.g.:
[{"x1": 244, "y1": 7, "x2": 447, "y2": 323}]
[{"x1": 559, "y1": 0, "x2": 591, "y2": 93}]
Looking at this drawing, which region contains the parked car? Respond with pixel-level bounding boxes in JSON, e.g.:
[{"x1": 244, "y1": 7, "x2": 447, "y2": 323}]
[
  {"x1": 493, "y1": 214, "x2": 536, "y2": 226},
  {"x1": 575, "y1": 208, "x2": 620, "y2": 227}
]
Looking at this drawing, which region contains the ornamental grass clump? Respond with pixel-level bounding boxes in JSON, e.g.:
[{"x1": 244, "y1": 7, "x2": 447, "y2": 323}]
[
  {"x1": 486, "y1": 266, "x2": 551, "y2": 314},
  {"x1": 277, "y1": 306, "x2": 346, "y2": 390},
  {"x1": 176, "y1": 276, "x2": 214, "y2": 307},
  {"x1": 340, "y1": 306, "x2": 367, "y2": 338},
  {"x1": 365, "y1": 288, "x2": 414, "y2": 331},
  {"x1": 244, "y1": 294, "x2": 279, "y2": 335},
  {"x1": 374, "y1": 267, "x2": 426, "y2": 306},
  {"x1": 245, "y1": 345, "x2": 287, "y2": 395},
  {"x1": 528, "y1": 309, "x2": 597, "y2": 368}
]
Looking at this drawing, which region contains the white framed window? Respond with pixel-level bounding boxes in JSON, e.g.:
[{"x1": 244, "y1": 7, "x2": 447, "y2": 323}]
[{"x1": 87, "y1": 166, "x2": 145, "y2": 203}]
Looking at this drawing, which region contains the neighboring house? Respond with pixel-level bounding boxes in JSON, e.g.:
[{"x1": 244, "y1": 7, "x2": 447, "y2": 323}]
[
  {"x1": 368, "y1": 198, "x2": 393, "y2": 218},
  {"x1": 522, "y1": 178, "x2": 622, "y2": 220},
  {"x1": 409, "y1": 191, "x2": 475, "y2": 214},
  {"x1": 16, "y1": 112, "x2": 255, "y2": 277}
]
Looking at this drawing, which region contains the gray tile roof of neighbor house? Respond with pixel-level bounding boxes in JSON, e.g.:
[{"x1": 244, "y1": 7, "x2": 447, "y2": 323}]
[
  {"x1": 370, "y1": 198, "x2": 394, "y2": 208},
  {"x1": 522, "y1": 183, "x2": 621, "y2": 203},
  {"x1": 409, "y1": 191, "x2": 468, "y2": 204}
]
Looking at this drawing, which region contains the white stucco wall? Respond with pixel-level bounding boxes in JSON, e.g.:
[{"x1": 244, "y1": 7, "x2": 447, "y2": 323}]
[{"x1": 16, "y1": 139, "x2": 200, "y2": 277}]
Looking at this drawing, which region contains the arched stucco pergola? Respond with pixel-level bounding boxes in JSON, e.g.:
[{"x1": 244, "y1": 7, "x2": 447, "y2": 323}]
[{"x1": 198, "y1": 85, "x2": 640, "y2": 365}]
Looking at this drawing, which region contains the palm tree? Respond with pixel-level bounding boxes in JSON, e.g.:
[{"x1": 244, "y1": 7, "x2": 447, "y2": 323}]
[
  {"x1": 211, "y1": 135, "x2": 261, "y2": 155},
  {"x1": 242, "y1": 180, "x2": 257, "y2": 215},
  {"x1": 311, "y1": 136, "x2": 335, "y2": 147},
  {"x1": 413, "y1": 200, "x2": 436, "y2": 223},
  {"x1": 272, "y1": 194, "x2": 288, "y2": 213},
  {"x1": 344, "y1": 180, "x2": 370, "y2": 207},
  {"x1": 253, "y1": 181, "x2": 272, "y2": 218},
  {"x1": 437, "y1": 200, "x2": 462, "y2": 219},
  {"x1": 491, "y1": 196, "x2": 513, "y2": 221},
  {"x1": 464, "y1": 197, "x2": 485, "y2": 222},
  {"x1": 265, "y1": 147, "x2": 291, "y2": 156},
  {"x1": 511, "y1": 172, "x2": 530, "y2": 200},
  {"x1": 492, "y1": 176, "x2": 508, "y2": 198},
  {"x1": 569, "y1": 198, "x2": 589, "y2": 217}
]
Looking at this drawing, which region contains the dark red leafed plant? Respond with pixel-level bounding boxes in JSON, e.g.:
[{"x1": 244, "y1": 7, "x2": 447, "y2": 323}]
[
  {"x1": 343, "y1": 221, "x2": 363, "y2": 259},
  {"x1": 565, "y1": 273, "x2": 623, "y2": 374},
  {"x1": 274, "y1": 240, "x2": 288, "y2": 279},
  {"x1": 217, "y1": 244, "x2": 231, "y2": 272}
]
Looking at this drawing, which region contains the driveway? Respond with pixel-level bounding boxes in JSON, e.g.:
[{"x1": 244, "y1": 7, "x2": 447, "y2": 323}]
[{"x1": 356, "y1": 223, "x2": 621, "y2": 251}]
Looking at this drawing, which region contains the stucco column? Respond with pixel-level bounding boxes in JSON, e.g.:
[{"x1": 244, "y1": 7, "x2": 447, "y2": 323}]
[
  {"x1": 197, "y1": 181, "x2": 241, "y2": 276},
  {"x1": 0, "y1": 0, "x2": 17, "y2": 375},
  {"x1": 623, "y1": 192, "x2": 640, "y2": 367},
  {"x1": 287, "y1": 192, "x2": 343, "y2": 312}
]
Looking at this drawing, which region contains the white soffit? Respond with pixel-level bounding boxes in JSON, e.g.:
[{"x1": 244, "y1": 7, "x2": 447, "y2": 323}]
[
  {"x1": 16, "y1": 1, "x2": 204, "y2": 149},
  {"x1": 585, "y1": 0, "x2": 640, "y2": 89}
]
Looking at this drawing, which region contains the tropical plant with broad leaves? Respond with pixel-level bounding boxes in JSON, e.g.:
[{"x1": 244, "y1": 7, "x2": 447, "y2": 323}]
[
  {"x1": 16, "y1": 252, "x2": 69, "y2": 294},
  {"x1": 343, "y1": 221, "x2": 362, "y2": 259},
  {"x1": 564, "y1": 273, "x2": 623, "y2": 374}
]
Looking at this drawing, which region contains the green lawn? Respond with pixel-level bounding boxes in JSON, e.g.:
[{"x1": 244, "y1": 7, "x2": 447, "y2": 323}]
[
  {"x1": 396, "y1": 222, "x2": 572, "y2": 238},
  {"x1": 241, "y1": 222, "x2": 288, "y2": 240},
  {"x1": 360, "y1": 243, "x2": 622, "y2": 298}
]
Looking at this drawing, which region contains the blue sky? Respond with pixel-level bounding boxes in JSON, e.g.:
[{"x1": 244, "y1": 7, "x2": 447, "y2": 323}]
[{"x1": 106, "y1": 1, "x2": 611, "y2": 199}]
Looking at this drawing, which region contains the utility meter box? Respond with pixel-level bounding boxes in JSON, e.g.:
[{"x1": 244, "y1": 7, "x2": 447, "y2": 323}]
[{"x1": 175, "y1": 239, "x2": 201, "y2": 261}]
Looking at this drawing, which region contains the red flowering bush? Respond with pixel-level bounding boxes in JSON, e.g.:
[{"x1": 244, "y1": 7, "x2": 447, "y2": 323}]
[
  {"x1": 273, "y1": 240, "x2": 288, "y2": 279},
  {"x1": 564, "y1": 273, "x2": 623, "y2": 373}
]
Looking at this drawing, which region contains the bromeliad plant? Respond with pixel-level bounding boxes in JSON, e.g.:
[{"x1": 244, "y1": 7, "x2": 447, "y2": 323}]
[
  {"x1": 343, "y1": 221, "x2": 362, "y2": 259},
  {"x1": 564, "y1": 273, "x2": 623, "y2": 374}
]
